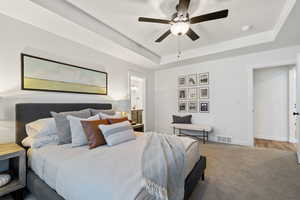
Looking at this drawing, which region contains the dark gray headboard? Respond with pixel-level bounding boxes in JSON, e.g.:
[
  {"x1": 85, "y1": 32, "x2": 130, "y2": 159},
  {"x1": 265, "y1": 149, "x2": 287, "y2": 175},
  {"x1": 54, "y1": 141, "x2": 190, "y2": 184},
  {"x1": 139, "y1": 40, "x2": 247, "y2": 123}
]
[{"x1": 15, "y1": 103, "x2": 112, "y2": 145}]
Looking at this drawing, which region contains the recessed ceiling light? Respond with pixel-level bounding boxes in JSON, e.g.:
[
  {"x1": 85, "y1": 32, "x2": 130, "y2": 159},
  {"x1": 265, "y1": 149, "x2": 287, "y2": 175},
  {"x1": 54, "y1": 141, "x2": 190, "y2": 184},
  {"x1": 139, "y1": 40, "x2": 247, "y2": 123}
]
[{"x1": 242, "y1": 25, "x2": 253, "y2": 32}]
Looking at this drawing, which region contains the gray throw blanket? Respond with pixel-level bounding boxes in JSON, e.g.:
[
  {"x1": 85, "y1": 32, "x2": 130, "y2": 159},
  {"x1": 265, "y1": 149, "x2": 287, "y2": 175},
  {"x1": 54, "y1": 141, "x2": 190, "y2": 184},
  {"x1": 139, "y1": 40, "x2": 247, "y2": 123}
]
[{"x1": 136, "y1": 132, "x2": 187, "y2": 200}]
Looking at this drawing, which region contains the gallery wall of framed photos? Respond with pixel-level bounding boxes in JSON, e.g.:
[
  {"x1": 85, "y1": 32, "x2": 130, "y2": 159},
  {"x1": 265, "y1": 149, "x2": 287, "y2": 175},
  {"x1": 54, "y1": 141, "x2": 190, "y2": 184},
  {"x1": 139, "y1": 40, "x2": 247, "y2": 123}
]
[{"x1": 178, "y1": 72, "x2": 210, "y2": 113}]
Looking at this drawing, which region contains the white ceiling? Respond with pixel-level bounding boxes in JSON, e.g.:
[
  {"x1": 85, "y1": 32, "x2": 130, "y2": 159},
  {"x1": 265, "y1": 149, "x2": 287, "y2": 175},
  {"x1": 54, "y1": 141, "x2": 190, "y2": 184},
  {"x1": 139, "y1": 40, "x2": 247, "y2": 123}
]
[
  {"x1": 0, "y1": 0, "x2": 298, "y2": 69},
  {"x1": 68, "y1": 0, "x2": 288, "y2": 55}
]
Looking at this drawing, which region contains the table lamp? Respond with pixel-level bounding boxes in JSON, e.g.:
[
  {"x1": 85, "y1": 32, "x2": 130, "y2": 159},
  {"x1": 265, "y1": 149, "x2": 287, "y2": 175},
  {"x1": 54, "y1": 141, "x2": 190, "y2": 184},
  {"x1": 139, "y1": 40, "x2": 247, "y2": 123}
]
[{"x1": 116, "y1": 99, "x2": 130, "y2": 117}]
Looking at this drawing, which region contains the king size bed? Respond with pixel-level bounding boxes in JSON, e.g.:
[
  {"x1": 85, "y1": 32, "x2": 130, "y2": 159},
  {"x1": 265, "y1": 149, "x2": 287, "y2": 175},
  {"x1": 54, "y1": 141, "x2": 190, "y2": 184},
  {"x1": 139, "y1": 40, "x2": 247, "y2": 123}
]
[{"x1": 15, "y1": 103, "x2": 206, "y2": 200}]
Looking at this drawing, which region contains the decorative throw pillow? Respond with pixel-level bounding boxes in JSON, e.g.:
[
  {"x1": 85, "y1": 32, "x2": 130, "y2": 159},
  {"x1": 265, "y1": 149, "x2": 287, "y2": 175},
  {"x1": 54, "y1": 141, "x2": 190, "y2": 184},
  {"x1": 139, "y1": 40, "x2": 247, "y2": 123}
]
[
  {"x1": 108, "y1": 117, "x2": 128, "y2": 124},
  {"x1": 98, "y1": 112, "x2": 122, "y2": 120},
  {"x1": 99, "y1": 121, "x2": 136, "y2": 146},
  {"x1": 67, "y1": 115, "x2": 100, "y2": 147},
  {"x1": 25, "y1": 118, "x2": 57, "y2": 138},
  {"x1": 81, "y1": 119, "x2": 109, "y2": 149},
  {"x1": 21, "y1": 137, "x2": 34, "y2": 147},
  {"x1": 51, "y1": 109, "x2": 91, "y2": 145},
  {"x1": 172, "y1": 115, "x2": 192, "y2": 124},
  {"x1": 89, "y1": 109, "x2": 116, "y2": 116},
  {"x1": 22, "y1": 135, "x2": 59, "y2": 148}
]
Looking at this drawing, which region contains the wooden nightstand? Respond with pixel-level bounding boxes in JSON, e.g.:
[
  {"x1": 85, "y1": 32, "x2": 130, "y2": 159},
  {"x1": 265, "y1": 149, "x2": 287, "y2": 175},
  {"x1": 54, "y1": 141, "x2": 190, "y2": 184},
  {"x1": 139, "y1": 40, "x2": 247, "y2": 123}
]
[
  {"x1": 0, "y1": 143, "x2": 26, "y2": 200},
  {"x1": 132, "y1": 124, "x2": 144, "y2": 132}
]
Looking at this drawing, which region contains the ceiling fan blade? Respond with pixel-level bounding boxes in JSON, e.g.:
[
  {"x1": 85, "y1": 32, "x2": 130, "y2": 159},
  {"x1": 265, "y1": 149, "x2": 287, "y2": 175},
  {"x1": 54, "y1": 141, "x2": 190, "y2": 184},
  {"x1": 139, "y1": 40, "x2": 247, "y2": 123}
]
[
  {"x1": 138, "y1": 17, "x2": 170, "y2": 24},
  {"x1": 178, "y1": 0, "x2": 191, "y2": 13},
  {"x1": 186, "y1": 29, "x2": 200, "y2": 41},
  {"x1": 190, "y1": 9, "x2": 229, "y2": 24},
  {"x1": 155, "y1": 30, "x2": 171, "y2": 43}
]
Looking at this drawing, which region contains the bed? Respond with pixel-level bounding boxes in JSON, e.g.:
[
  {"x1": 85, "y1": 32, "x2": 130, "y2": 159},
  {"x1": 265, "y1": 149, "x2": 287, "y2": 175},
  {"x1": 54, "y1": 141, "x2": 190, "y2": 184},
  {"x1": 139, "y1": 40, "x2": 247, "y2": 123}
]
[{"x1": 15, "y1": 103, "x2": 206, "y2": 200}]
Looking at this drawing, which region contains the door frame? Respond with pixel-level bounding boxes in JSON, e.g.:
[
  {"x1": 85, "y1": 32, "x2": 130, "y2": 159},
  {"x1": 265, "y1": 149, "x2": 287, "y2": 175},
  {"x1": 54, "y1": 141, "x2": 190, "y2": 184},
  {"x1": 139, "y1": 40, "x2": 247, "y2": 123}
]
[
  {"x1": 128, "y1": 71, "x2": 147, "y2": 130},
  {"x1": 250, "y1": 59, "x2": 297, "y2": 147}
]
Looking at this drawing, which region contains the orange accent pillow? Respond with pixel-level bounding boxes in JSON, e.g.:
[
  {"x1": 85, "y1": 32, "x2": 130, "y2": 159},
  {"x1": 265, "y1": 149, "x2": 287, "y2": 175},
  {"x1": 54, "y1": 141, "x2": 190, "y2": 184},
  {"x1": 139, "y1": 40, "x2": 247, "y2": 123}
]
[
  {"x1": 81, "y1": 119, "x2": 109, "y2": 149},
  {"x1": 108, "y1": 117, "x2": 129, "y2": 124}
]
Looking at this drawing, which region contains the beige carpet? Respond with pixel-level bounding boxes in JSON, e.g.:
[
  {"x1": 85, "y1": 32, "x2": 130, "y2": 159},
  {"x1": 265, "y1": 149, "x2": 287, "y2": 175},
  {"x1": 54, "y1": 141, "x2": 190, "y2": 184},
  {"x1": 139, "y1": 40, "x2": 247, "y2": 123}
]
[{"x1": 190, "y1": 143, "x2": 300, "y2": 200}]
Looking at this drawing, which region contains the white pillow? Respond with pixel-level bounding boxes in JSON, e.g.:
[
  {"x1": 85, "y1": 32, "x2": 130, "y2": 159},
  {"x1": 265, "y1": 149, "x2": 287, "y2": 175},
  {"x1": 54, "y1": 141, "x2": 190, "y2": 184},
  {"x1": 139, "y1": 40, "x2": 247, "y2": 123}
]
[
  {"x1": 21, "y1": 135, "x2": 59, "y2": 148},
  {"x1": 26, "y1": 118, "x2": 57, "y2": 138},
  {"x1": 21, "y1": 137, "x2": 34, "y2": 147},
  {"x1": 98, "y1": 112, "x2": 122, "y2": 119},
  {"x1": 99, "y1": 121, "x2": 135, "y2": 146},
  {"x1": 67, "y1": 114, "x2": 100, "y2": 147}
]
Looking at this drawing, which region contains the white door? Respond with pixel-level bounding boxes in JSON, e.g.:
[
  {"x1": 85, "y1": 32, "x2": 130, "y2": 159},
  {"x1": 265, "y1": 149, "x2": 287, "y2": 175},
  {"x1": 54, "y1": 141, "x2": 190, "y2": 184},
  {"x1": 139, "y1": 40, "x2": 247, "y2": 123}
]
[{"x1": 296, "y1": 54, "x2": 300, "y2": 163}]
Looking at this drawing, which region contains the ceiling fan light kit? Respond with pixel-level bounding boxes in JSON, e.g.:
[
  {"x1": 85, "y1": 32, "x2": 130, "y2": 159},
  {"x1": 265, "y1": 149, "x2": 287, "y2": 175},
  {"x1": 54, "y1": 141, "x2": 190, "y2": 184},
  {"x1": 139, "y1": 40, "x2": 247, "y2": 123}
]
[
  {"x1": 138, "y1": 0, "x2": 229, "y2": 43},
  {"x1": 171, "y1": 21, "x2": 190, "y2": 35}
]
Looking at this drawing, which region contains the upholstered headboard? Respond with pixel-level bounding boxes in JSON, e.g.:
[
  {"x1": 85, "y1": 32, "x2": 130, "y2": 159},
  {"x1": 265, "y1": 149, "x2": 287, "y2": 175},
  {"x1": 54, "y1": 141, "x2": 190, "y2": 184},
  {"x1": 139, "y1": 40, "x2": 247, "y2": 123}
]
[{"x1": 15, "y1": 103, "x2": 112, "y2": 145}]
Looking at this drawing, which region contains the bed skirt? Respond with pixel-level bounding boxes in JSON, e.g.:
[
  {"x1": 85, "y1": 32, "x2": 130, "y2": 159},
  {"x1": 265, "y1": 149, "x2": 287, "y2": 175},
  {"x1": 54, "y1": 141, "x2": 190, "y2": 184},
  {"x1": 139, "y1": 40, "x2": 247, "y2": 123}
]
[{"x1": 26, "y1": 156, "x2": 206, "y2": 200}]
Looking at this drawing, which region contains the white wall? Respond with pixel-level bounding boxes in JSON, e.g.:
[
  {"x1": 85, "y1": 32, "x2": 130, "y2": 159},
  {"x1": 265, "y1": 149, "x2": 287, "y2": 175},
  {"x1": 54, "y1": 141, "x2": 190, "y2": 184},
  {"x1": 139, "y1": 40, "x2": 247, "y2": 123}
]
[
  {"x1": 155, "y1": 45, "x2": 300, "y2": 146},
  {"x1": 254, "y1": 66, "x2": 290, "y2": 141},
  {"x1": 0, "y1": 13, "x2": 155, "y2": 143}
]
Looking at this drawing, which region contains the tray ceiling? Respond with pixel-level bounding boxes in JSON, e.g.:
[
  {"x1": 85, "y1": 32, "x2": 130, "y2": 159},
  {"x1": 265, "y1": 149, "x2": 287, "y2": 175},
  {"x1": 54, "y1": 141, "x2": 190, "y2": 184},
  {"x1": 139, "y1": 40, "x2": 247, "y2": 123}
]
[
  {"x1": 67, "y1": 0, "x2": 289, "y2": 55},
  {"x1": 0, "y1": 0, "x2": 296, "y2": 68}
]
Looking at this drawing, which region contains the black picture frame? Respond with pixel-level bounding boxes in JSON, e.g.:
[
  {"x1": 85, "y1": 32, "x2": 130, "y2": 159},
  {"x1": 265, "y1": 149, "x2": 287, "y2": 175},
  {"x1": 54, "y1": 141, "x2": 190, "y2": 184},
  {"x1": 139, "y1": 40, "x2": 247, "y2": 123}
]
[
  {"x1": 199, "y1": 101, "x2": 209, "y2": 113},
  {"x1": 21, "y1": 54, "x2": 108, "y2": 95},
  {"x1": 198, "y1": 72, "x2": 209, "y2": 85},
  {"x1": 178, "y1": 101, "x2": 187, "y2": 112}
]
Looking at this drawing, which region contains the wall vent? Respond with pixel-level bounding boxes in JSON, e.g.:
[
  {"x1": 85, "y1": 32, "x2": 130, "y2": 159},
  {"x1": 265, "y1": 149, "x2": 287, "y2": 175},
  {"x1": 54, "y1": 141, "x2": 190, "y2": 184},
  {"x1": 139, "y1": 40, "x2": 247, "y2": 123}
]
[{"x1": 216, "y1": 136, "x2": 232, "y2": 144}]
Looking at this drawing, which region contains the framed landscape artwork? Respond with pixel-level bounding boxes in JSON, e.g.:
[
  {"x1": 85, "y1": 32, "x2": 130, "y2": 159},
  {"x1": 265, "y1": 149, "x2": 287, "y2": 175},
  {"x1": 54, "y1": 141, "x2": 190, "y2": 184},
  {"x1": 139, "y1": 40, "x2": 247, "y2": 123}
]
[{"x1": 21, "y1": 54, "x2": 108, "y2": 95}]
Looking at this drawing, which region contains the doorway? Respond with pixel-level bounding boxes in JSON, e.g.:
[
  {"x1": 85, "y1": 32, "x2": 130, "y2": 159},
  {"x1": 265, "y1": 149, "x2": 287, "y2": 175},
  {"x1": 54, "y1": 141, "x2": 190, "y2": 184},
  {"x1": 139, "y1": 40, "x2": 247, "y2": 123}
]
[
  {"x1": 253, "y1": 65, "x2": 297, "y2": 152},
  {"x1": 129, "y1": 74, "x2": 146, "y2": 131}
]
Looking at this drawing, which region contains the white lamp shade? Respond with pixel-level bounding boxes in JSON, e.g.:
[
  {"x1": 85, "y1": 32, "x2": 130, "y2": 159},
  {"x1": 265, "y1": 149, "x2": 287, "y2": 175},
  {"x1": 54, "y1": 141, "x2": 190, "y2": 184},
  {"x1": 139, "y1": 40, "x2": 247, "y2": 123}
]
[{"x1": 116, "y1": 99, "x2": 130, "y2": 112}]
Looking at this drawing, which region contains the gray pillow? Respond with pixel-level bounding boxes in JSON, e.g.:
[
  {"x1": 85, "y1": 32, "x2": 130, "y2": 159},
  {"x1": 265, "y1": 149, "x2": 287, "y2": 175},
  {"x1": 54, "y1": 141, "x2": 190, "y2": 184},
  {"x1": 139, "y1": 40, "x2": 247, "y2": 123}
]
[
  {"x1": 89, "y1": 108, "x2": 116, "y2": 116},
  {"x1": 67, "y1": 114, "x2": 100, "y2": 147},
  {"x1": 172, "y1": 115, "x2": 192, "y2": 124},
  {"x1": 51, "y1": 109, "x2": 91, "y2": 144},
  {"x1": 99, "y1": 121, "x2": 136, "y2": 146}
]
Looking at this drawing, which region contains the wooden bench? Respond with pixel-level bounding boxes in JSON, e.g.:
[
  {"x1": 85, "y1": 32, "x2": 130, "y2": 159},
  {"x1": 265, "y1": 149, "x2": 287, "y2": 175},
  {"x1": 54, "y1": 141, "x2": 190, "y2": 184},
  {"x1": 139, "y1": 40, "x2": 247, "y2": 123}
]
[{"x1": 172, "y1": 124, "x2": 213, "y2": 144}]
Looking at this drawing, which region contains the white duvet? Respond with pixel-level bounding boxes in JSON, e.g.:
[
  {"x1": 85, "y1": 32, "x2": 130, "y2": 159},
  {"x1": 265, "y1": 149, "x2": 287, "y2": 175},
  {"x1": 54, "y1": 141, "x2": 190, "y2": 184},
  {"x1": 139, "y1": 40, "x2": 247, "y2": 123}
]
[{"x1": 28, "y1": 135, "x2": 200, "y2": 200}]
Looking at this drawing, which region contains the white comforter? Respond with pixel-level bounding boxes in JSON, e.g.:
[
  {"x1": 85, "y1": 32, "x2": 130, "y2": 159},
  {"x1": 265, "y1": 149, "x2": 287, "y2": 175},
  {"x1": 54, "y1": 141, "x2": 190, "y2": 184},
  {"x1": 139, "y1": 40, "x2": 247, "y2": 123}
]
[{"x1": 28, "y1": 135, "x2": 199, "y2": 200}]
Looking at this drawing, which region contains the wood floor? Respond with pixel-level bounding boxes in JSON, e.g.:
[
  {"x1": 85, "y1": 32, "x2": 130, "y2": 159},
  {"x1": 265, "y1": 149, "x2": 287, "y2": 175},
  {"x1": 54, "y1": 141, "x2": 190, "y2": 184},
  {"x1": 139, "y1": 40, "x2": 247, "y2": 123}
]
[{"x1": 254, "y1": 138, "x2": 297, "y2": 152}]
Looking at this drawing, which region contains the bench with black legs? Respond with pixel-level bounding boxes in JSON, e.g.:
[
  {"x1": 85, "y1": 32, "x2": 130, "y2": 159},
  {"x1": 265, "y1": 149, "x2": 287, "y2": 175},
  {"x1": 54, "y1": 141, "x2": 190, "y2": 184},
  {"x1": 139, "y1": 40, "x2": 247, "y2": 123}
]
[{"x1": 172, "y1": 124, "x2": 213, "y2": 144}]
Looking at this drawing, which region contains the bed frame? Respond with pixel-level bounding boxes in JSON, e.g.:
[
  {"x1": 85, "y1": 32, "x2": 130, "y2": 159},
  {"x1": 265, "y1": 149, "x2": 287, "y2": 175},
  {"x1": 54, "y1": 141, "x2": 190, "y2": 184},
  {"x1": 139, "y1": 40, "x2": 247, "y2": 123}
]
[{"x1": 15, "y1": 103, "x2": 206, "y2": 200}]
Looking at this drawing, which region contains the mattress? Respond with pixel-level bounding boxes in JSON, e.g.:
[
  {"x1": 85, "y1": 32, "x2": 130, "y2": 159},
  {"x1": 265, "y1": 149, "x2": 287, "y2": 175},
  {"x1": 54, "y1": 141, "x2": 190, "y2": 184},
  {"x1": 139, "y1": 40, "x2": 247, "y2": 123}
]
[{"x1": 27, "y1": 135, "x2": 200, "y2": 193}]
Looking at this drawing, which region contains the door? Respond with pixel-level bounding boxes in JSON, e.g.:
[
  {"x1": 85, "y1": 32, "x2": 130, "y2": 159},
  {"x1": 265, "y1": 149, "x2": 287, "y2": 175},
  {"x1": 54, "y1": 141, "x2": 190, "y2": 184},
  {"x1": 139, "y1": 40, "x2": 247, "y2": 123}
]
[{"x1": 296, "y1": 54, "x2": 300, "y2": 163}]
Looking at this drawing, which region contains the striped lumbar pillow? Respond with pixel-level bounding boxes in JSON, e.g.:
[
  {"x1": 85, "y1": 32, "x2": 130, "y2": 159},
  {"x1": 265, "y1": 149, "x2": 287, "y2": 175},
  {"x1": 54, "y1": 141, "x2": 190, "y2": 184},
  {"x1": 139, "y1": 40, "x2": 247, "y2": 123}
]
[{"x1": 99, "y1": 121, "x2": 136, "y2": 146}]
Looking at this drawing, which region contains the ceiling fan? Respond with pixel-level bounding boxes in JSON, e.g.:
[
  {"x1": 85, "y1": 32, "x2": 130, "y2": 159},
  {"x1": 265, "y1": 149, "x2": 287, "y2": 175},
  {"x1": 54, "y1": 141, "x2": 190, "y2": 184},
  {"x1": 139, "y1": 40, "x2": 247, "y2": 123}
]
[{"x1": 138, "y1": 0, "x2": 229, "y2": 43}]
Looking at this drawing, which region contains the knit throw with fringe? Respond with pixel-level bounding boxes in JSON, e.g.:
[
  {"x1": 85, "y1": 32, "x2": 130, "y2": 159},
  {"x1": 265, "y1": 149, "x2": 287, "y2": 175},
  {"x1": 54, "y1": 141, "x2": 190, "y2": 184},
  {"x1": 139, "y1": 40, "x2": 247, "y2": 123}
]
[{"x1": 138, "y1": 132, "x2": 186, "y2": 200}]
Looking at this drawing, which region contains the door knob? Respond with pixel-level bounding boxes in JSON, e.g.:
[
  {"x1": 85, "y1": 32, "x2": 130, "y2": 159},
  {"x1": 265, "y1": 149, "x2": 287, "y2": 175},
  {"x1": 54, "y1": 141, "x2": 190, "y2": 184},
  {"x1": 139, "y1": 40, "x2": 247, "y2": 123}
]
[{"x1": 293, "y1": 112, "x2": 299, "y2": 116}]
